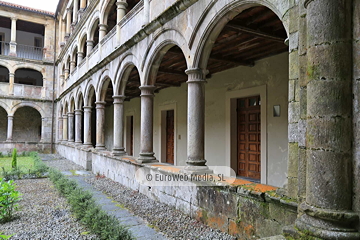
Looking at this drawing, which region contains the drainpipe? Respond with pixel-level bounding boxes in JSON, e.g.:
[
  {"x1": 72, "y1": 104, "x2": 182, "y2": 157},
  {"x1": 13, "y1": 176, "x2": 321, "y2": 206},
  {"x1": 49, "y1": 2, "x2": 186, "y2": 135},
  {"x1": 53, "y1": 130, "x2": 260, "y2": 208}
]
[{"x1": 51, "y1": 18, "x2": 57, "y2": 154}]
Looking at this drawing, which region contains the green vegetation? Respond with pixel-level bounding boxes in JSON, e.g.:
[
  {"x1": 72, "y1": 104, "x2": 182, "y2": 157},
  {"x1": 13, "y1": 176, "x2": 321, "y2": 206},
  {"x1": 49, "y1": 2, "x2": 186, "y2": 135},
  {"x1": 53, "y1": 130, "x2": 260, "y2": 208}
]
[
  {"x1": 0, "y1": 179, "x2": 21, "y2": 223},
  {"x1": 11, "y1": 149, "x2": 17, "y2": 169},
  {"x1": 49, "y1": 169, "x2": 133, "y2": 240},
  {"x1": 0, "y1": 152, "x2": 48, "y2": 180}
]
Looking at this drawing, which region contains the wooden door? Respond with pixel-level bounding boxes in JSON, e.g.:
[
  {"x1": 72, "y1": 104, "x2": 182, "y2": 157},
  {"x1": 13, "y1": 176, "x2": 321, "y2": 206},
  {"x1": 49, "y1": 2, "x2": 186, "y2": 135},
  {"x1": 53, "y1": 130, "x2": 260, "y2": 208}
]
[
  {"x1": 166, "y1": 110, "x2": 174, "y2": 164},
  {"x1": 129, "y1": 116, "x2": 133, "y2": 156},
  {"x1": 237, "y1": 96, "x2": 261, "y2": 180}
]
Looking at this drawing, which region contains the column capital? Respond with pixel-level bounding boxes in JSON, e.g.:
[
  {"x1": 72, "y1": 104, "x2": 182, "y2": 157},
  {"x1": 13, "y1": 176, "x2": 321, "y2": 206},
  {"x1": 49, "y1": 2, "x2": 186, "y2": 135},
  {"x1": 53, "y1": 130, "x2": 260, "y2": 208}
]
[
  {"x1": 58, "y1": 116, "x2": 63, "y2": 120},
  {"x1": 62, "y1": 114, "x2": 68, "y2": 118},
  {"x1": 98, "y1": 24, "x2": 108, "y2": 30},
  {"x1": 74, "y1": 109, "x2": 83, "y2": 114},
  {"x1": 95, "y1": 101, "x2": 106, "y2": 109},
  {"x1": 113, "y1": 95, "x2": 126, "y2": 103},
  {"x1": 11, "y1": 17, "x2": 17, "y2": 21},
  {"x1": 83, "y1": 106, "x2": 92, "y2": 111},
  {"x1": 9, "y1": 73, "x2": 14, "y2": 77},
  {"x1": 68, "y1": 112, "x2": 74, "y2": 117},
  {"x1": 86, "y1": 40, "x2": 94, "y2": 46},
  {"x1": 116, "y1": 0, "x2": 128, "y2": 8},
  {"x1": 139, "y1": 85, "x2": 156, "y2": 96},
  {"x1": 66, "y1": 7, "x2": 73, "y2": 12},
  {"x1": 7, "y1": 115, "x2": 14, "y2": 119},
  {"x1": 77, "y1": 51, "x2": 84, "y2": 56},
  {"x1": 185, "y1": 68, "x2": 207, "y2": 83}
]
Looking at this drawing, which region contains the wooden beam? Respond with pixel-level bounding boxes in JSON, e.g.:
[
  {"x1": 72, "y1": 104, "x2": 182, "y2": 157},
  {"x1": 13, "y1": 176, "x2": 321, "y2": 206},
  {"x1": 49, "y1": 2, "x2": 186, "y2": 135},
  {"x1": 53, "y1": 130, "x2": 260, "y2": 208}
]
[
  {"x1": 225, "y1": 24, "x2": 285, "y2": 43},
  {"x1": 157, "y1": 68, "x2": 186, "y2": 76},
  {"x1": 209, "y1": 56, "x2": 254, "y2": 67},
  {"x1": 155, "y1": 82, "x2": 182, "y2": 87}
]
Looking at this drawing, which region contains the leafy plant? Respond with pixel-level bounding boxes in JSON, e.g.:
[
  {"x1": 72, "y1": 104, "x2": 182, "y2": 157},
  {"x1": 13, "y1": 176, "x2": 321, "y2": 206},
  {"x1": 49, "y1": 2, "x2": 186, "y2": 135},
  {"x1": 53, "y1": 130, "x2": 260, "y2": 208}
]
[
  {"x1": 0, "y1": 232, "x2": 14, "y2": 240},
  {"x1": 11, "y1": 149, "x2": 17, "y2": 169},
  {"x1": 0, "y1": 178, "x2": 21, "y2": 223},
  {"x1": 49, "y1": 169, "x2": 133, "y2": 240}
]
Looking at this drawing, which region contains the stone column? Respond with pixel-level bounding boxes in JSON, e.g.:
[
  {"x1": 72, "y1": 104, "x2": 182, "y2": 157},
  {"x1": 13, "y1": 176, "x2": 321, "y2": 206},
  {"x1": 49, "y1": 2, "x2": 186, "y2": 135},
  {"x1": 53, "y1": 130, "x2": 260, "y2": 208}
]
[
  {"x1": 8, "y1": 73, "x2": 14, "y2": 95},
  {"x1": 40, "y1": 117, "x2": 46, "y2": 142},
  {"x1": 9, "y1": 17, "x2": 17, "y2": 56},
  {"x1": 143, "y1": 0, "x2": 150, "y2": 25},
  {"x1": 113, "y1": 95, "x2": 126, "y2": 155},
  {"x1": 70, "y1": 60, "x2": 76, "y2": 72},
  {"x1": 60, "y1": 18, "x2": 66, "y2": 45},
  {"x1": 65, "y1": 8, "x2": 72, "y2": 38},
  {"x1": 80, "y1": 0, "x2": 86, "y2": 10},
  {"x1": 64, "y1": 68, "x2": 70, "y2": 79},
  {"x1": 77, "y1": 52, "x2": 84, "y2": 63},
  {"x1": 98, "y1": 24, "x2": 108, "y2": 41},
  {"x1": 83, "y1": 106, "x2": 92, "y2": 146},
  {"x1": 185, "y1": 68, "x2": 210, "y2": 173},
  {"x1": 6, "y1": 116, "x2": 13, "y2": 142},
  {"x1": 95, "y1": 101, "x2": 106, "y2": 150},
  {"x1": 137, "y1": 86, "x2": 156, "y2": 163},
  {"x1": 73, "y1": 0, "x2": 79, "y2": 24},
  {"x1": 68, "y1": 112, "x2": 75, "y2": 142},
  {"x1": 60, "y1": 74, "x2": 65, "y2": 86},
  {"x1": 58, "y1": 117, "x2": 63, "y2": 142},
  {"x1": 294, "y1": 0, "x2": 360, "y2": 239},
  {"x1": 116, "y1": 0, "x2": 127, "y2": 43},
  {"x1": 74, "y1": 109, "x2": 83, "y2": 145},
  {"x1": 86, "y1": 40, "x2": 94, "y2": 53},
  {"x1": 62, "y1": 114, "x2": 68, "y2": 142}
]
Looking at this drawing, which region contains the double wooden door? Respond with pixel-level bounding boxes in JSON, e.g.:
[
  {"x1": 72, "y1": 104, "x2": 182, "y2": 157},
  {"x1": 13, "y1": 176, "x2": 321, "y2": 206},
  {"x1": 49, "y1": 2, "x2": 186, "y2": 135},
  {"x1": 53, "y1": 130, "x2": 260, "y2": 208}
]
[{"x1": 237, "y1": 96, "x2": 261, "y2": 180}]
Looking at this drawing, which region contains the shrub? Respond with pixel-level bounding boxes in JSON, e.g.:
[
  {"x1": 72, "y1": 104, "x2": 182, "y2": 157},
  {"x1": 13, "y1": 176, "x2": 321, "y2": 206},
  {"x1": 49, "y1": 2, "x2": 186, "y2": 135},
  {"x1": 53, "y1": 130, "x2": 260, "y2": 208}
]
[
  {"x1": 0, "y1": 178, "x2": 21, "y2": 223},
  {"x1": 11, "y1": 149, "x2": 17, "y2": 169},
  {"x1": 48, "y1": 169, "x2": 133, "y2": 240}
]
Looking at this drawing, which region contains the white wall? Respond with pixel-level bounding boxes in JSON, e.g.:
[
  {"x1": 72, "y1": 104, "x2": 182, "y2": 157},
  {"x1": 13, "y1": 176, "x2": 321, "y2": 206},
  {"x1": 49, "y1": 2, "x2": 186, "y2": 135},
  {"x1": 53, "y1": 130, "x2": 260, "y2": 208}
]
[{"x1": 120, "y1": 53, "x2": 289, "y2": 187}]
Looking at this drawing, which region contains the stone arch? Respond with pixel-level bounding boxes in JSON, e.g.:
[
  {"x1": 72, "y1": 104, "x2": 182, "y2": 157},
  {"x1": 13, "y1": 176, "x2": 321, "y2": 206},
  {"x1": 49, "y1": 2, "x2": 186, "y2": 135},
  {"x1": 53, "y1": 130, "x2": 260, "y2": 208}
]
[
  {"x1": 75, "y1": 89, "x2": 84, "y2": 110},
  {"x1": 14, "y1": 68, "x2": 43, "y2": 86},
  {"x1": 113, "y1": 53, "x2": 140, "y2": 95},
  {"x1": 71, "y1": 45, "x2": 78, "y2": 67},
  {"x1": 63, "y1": 101, "x2": 68, "y2": 115},
  {"x1": 0, "y1": 60, "x2": 13, "y2": 73},
  {"x1": 192, "y1": 0, "x2": 289, "y2": 69},
  {"x1": 96, "y1": 69, "x2": 114, "y2": 101},
  {"x1": 84, "y1": 82, "x2": 96, "y2": 106},
  {"x1": 100, "y1": 0, "x2": 116, "y2": 25},
  {"x1": 12, "y1": 106, "x2": 42, "y2": 142},
  {"x1": 87, "y1": 12, "x2": 100, "y2": 43},
  {"x1": 0, "y1": 65, "x2": 9, "y2": 83},
  {"x1": 13, "y1": 64, "x2": 44, "y2": 74},
  {"x1": 10, "y1": 102, "x2": 45, "y2": 118},
  {"x1": 79, "y1": 33, "x2": 88, "y2": 58},
  {"x1": 0, "y1": 100, "x2": 10, "y2": 114},
  {"x1": 69, "y1": 96, "x2": 76, "y2": 112},
  {"x1": 142, "y1": 29, "x2": 191, "y2": 86}
]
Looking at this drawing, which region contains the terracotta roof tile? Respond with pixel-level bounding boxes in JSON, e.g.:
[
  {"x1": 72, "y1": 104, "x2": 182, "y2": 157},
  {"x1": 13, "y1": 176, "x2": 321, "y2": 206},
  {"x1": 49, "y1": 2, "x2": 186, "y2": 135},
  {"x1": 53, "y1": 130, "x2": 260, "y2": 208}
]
[{"x1": 0, "y1": 1, "x2": 55, "y2": 16}]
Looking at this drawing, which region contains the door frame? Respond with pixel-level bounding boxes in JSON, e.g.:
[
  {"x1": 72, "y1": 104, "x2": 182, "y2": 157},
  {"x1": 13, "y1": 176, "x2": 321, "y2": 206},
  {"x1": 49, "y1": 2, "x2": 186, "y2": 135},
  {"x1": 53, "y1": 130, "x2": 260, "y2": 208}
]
[
  {"x1": 125, "y1": 111, "x2": 135, "y2": 156},
  {"x1": 158, "y1": 103, "x2": 177, "y2": 165},
  {"x1": 225, "y1": 85, "x2": 267, "y2": 184}
]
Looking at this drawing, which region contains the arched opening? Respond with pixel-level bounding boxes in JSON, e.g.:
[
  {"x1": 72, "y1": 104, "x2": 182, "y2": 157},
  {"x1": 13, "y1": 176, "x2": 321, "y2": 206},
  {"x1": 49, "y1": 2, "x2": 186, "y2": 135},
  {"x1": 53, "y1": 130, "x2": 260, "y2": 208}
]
[
  {"x1": 148, "y1": 45, "x2": 188, "y2": 165},
  {"x1": 69, "y1": 98, "x2": 76, "y2": 142},
  {"x1": 101, "y1": 79, "x2": 114, "y2": 150},
  {"x1": 201, "y1": 5, "x2": 288, "y2": 185},
  {"x1": 80, "y1": 35, "x2": 87, "y2": 58},
  {"x1": 58, "y1": 105, "x2": 63, "y2": 141},
  {"x1": 126, "y1": 0, "x2": 141, "y2": 13},
  {"x1": 91, "y1": 19, "x2": 100, "y2": 48},
  {"x1": 77, "y1": 92, "x2": 85, "y2": 143},
  {"x1": 0, "y1": 66, "x2": 9, "y2": 83},
  {"x1": 0, "y1": 107, "x2": 7, "y2": 141},
  {"x1": 14, "y1": 68, "x2": 43, "y2": 86},
  {"x1": 87, "y1": 86, "x2": 96, "y2": 148},
  {"x1": 106, "y1": 2, "x2": 117, "y2": 33},
  {"x1": 121, "y1": 66, "x2": 141, "y2": 156},
  {"x1": 13, "y1": 106, "x2": 41, "y2": 142}
]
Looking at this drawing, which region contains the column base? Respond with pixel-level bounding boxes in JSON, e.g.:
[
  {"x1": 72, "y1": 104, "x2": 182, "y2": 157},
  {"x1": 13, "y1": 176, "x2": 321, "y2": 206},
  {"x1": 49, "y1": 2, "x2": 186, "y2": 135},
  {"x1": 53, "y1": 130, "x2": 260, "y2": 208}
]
[
  {"x1": 82, "y1": 143, "x2": 94, "y2": 148},
  {"x1": 6, "y1": 139, "x2": 13, "y2": 142},
  {"x1": 184, "y1": 159, "x2": 213, "y2": 174},
  {"x1": 95, "y1": 145, "x2": 106, "y2": 150},
  {"x1": 137, "y1": 152, "x2": 157, "y2": 163},
  {"x1": 293, "y1": 202, "x2": 360, "y2": 239},
  {"x1": 112, "y1": 148, "x2": 126, "y2": 156},
  {"x1": 75, "y1": 141, "x2": 82, "y2": 145}
]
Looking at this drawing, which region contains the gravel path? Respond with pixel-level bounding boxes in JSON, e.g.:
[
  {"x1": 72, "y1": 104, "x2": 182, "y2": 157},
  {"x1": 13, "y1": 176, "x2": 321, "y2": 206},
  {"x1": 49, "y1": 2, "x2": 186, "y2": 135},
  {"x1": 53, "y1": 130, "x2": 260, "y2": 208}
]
[
  {"x1": 44, "y1": 154, "x2": 236, "y2": 240},
  {"x1": 1, "y1": 178, "x2": 97, "y2": 240}
]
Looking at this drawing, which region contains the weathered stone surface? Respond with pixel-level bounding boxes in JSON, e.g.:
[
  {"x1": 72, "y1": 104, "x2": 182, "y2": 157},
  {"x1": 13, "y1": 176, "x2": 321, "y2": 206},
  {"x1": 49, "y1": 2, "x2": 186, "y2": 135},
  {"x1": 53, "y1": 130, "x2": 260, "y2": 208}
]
[
  {"x1": 288, "y1": 102, "x2": 300, "y2": 123},
  {"x1": 287, "y1": 142, "x2": 298, "y2": 178}
]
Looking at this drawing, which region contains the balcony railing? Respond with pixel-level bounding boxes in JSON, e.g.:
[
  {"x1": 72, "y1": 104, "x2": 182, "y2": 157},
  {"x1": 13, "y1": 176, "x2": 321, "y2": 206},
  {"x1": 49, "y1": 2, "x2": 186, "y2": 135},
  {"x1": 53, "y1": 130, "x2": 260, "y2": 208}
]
[
  {"x1": 0, "y1": 41, "x2": 43, "y2": 60},
  {"x1": 16, "y1": 43, "x2": 43, "y2": 60}
]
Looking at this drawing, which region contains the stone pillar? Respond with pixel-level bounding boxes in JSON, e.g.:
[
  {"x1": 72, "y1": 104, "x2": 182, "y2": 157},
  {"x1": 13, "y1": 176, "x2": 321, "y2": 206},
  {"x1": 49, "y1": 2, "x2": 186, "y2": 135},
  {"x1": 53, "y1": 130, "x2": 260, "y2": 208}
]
[
  {"x1": 8, "y1": 73, "x2": 14, "y2": 95},
  {"x1": 73, "y1": 0, "x2": 79, "y2": 24},
  {"x1": 62, "y1": 114, "x2": 68, "y2": 142},
  {"x1": 74, "y1": 109, "x2": 83, "y2": 145},
  {"x1": 40, "y1": 117, "x2": 46, "y2": 142},
  {"x1": 95, "y1": 101, "x2": 106, "y2": 150},
  {"x1": 98, "y1": 24, "x2": 108, "y2": 41},
  {"x1": 294, "y1": 0, "x2": 360, "y2": 239},
  {"x1": 64, "y1": 68, "x2": 70, "y2": 79},
  {"x1": 80, "y1": 0, "x2": 86, "y2": 10},
  {"x1": 113, "y1": 95, "x2": 126, "y2": 155},
  {"x1": 116, "y1": 0, "x2": 127, "y2": 43},
  {"x1": 6, "y1": 116, "x2": 13, "y2": 142},
  {"x1": 77, "y1": 52, "x2": 84, "y2": 63},
  {"x1": 70, "y1": 60, "x2": 76, "y2": 72},
  {"x1": 83, "y1": 106, "x2": 92, "y2": 146},
  {"x1": 137, "y1": 86, "x2": 156, "y2": 163},
  {"x1": 185, "y1": 68, "x2": 210, "y2": 173},
  {"x1": 66, "y1": 8, "x2": 72, "y2": 38},
  {"x1": 143, "y1": 0, "x2": 150, "y2": 25},
  {"x1": 9, "y1": 17, "x2": 17, "y2": 56},
  {"x1": 58, "y1": 117, "x2": 63, "y2": 142},
  {"x1": 86, "y1": 40, "x2": 94, "y2": 53},
  {"x1": 68, "y1": 112, "x2": 75, "y2": 142},
  {"x1": 60, "y1": 18, "x2": 66, "y2": 45},
  {"x1": 60, "y1": 74, "x2": 65, "y2": 86}
]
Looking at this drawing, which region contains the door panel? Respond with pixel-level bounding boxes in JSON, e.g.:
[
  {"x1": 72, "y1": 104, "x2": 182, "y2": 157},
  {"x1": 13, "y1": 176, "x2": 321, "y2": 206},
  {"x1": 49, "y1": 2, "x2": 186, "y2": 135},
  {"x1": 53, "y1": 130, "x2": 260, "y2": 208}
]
[
  {"x1": 166, "y1": 110, "x2": 174, "y2": 164},
  {"x1": 237, "y1": 96, "x2": 261, "y2": 180}
]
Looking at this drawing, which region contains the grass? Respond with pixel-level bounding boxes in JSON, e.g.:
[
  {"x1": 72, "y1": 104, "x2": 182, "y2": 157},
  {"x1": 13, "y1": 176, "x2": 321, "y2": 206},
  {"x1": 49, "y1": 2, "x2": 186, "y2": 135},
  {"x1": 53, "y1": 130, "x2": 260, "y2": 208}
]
[{"x1": 0, "y1": 157, "x2": 35, "y2": 176}]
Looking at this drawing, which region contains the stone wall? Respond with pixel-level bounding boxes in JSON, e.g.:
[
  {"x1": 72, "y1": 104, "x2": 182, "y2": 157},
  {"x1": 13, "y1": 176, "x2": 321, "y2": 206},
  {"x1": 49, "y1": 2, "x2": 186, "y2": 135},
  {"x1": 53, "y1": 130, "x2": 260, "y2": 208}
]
[{"x1": 56, "y1": 143, "x2": 297, "y2": 239}]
